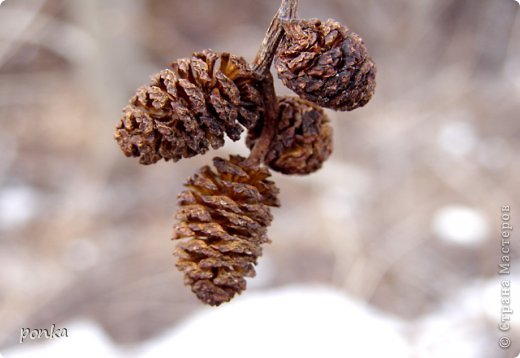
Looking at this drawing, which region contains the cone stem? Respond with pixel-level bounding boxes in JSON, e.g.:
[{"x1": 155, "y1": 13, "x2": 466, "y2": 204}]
[
  {"x1": 247, "y1": 0, "x2": 298, "y2": 167},
  {"x1": 245, "y1": 73, "x2": 278, "y2": 167},
  {"x1": 253, "y1": 0, "x2": 298, "y2": 75}
]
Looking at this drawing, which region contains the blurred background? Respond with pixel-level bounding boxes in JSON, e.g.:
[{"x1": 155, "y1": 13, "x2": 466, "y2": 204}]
[{"x1": 0, "y1": 0, "x2": 519, "y2": 357}]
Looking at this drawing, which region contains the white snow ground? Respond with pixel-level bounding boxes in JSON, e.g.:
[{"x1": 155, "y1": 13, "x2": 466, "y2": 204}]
[{"x1": 3, "y1": 281, "x2": 519, "y2": 358}]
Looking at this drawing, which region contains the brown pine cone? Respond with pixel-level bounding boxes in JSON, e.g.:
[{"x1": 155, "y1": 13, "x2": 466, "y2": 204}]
[
  {"x1": 275, "y1": 19, "x2": 376, "y2": 111},
  {"x1": 173, "y1": 155, "x2": 280, "y2": 306},
  {"x1": 247, "y1": 97, "x2": 333, "y2": 175},
  {"x1": 114, "y1": 50, "x2": 264, "y2": 165}
]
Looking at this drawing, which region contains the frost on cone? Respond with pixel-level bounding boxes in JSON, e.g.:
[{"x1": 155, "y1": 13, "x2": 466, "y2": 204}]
[
  {"x1": 275, "y1": 19, "x2": 376, "y2": 111},
  {"x1": 247, "y1": 97, "x2": 333, "y2": 175},
  {"x1": 173, "y1": 155, "x2": 280, "y2": 306},
  {"x1": 114, "y1": 50, "x2": 264, "y2": 165}
]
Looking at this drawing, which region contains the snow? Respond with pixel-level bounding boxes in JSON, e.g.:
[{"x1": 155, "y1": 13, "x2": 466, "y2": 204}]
[
  {"x1": 139, "y1": 286, "x2": 410, "y2": 358},
  {"x1": 437, "y1": 120, "x2": 477, "y2": 158},
  {"x1": 414, "y1": 275, "x2": 520, "y2": 357},
  {"x1": 0, "y1": 186, "x2": 38, "y2": 230},
  {"x1": 431, "y1": 205, "x2": 490, "y2": 247},
  {"x1": 4, "y1": 286, "x2": 410, "y2": 358},
  {"x1": 3, "y1": 283, "x2": 517, "y2": 358},
  {"x1": 413, "y1": 285, "x2": 491, "y2": 357}
]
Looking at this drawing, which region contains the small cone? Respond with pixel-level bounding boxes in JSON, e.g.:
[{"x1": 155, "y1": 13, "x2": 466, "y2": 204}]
[
  {"x1": 247, "y1": 96, "x2": 333, "y2": 175},
  {"x1": 275, "y1": 19, "x2": 376, "y2": 111}
]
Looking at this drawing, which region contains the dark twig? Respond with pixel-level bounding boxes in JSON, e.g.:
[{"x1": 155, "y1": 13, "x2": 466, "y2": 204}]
[
  {"x1": 245, "y1": 74, "x2": 279, "y2": 167},
  {"x1": 247, "y1": 0, "x2": 299, "y2": 166},
  {"x1": 253, "y1": 0, "x2": 298, "y2": 75}
]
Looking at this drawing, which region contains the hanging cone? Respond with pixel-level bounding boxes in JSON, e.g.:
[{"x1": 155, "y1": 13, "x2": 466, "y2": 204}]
[
  {"x1": 275, "y1": 19, "x2": 376, "y2": 111},
  {"x1": 247, "y1": 96, "x2": 333, "y2": 175},
  {"x1": 173, "y1": 155, "x2": 280, "y2": 306},
  {"x1": 115, "y1": 50, "x2": 264, "y2": 165}
]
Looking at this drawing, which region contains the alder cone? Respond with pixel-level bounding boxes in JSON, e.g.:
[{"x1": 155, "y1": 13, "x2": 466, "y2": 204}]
[
  {"x1": 173, "y1": 155, "x2": 280, "y2": 306},
  {"x1": 275, "y1": 19, "x2": 376, "y2": 111},
  {"x1": 247, "y1": 97, "x2": 333, "y2": 175},
  {"x1": 114, "y1": 50, "x2": 263, "y2": 165}
]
